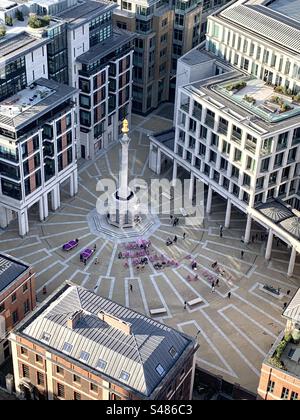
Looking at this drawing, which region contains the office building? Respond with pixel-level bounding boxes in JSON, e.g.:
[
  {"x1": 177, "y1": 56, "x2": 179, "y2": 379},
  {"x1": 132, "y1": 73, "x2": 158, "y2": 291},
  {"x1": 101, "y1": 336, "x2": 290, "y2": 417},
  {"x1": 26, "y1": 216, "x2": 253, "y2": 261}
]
[{"x1": 10, "y1": 282, "x2": 197, "y2": 400}]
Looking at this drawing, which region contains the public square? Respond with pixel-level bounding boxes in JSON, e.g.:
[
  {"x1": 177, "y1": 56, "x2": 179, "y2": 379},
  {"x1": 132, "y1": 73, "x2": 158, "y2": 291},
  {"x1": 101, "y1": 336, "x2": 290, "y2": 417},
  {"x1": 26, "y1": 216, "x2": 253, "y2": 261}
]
[{"x1": 1, "y1": 105, "x2": 299, "y2": 393}]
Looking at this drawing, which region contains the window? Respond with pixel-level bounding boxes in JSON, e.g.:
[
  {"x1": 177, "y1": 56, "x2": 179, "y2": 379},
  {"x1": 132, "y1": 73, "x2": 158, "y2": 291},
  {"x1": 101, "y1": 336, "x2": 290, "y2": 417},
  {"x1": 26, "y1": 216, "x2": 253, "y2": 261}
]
[
  {"x1": 11, "y1": 293, "x2": 16, "y2": 303},
  {"x1": 73, "y1": 374, "x2": 81, "y2": 384},
  {"x1": 36, "y1": 354, "x2": 43, "y2": 364},
  {"x1": 90, "y1": 383, "x2": 98, "y2": 393},
  {"x1": 74, "y1": 392, "x2": 81, "y2": 400},
  {"x1": 41, "y1": 332, "x2": 51, "y2": 342},
  {"x1": 62, "y1": 342, "x2": 73, "y2": 354},
  {"x1": 281, "y1": 387, "x2": 289, "y2": 400},
  {"x1": 12, "y1": 310, "x2": 19, "y2": 325},
  {"x1": 22, "y1": 364, "x2": 30, "y2": 378},
  {"x1": 37, "y1": 372, "x2": 44, "y2": 386},
  {"x1": 24, "y1": 299, "x2": 30, "y2": 314},
  {"x1": 156, "y1": 364, "x2": 165, "y2": 377},
  {"x1": 56, "y1": 366, "x2": 64, "y2": 376},
  {"x1": 0, "y1": 303, "x2": 5, "y2": 313},
  {"x1": 80, "y1": 351, "x2": 90, "y2": 363},
  {"x1": 120, "y1": 371, "x2": 130, "y2": 382},
  {"x1": 267, "y1": 380, "x2": 275, "y2": 393},
  {"x1": 57, "y1": 383, "x2": 65, "y2": 398},
  {"x1": 290, "y1": 391, "x2": 298, "y2": 400},
  {"x1": 232, "y1": 166, "x2": 240, "y2": 179},
  {"x1": 169, "y1": 347, "x2": 178, "y2": 358},
  {"x1": 23, "y1": 283, "x2": 28, "y2": 293},
  {"x1": 21, "y1": 347, "x2": 28, "y2": 356},
  {"x1": 261, "y1": 158, "x2": 270, "y2": 172}
]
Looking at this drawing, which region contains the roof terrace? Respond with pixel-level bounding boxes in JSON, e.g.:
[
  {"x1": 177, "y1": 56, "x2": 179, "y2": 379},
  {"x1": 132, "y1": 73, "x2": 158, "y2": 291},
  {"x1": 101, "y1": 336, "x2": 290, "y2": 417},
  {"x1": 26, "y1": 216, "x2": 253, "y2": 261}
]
[{"x1": 214, "y1": 77, "x2": 300, "y2": 123}]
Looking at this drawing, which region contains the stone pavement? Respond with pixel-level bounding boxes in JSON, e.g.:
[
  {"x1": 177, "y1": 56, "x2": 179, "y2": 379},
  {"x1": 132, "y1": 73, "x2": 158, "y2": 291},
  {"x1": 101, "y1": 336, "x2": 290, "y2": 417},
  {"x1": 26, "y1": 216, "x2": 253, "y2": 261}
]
[{"x1": 0, "y1": 104, "x2": 299, "y2": 393}]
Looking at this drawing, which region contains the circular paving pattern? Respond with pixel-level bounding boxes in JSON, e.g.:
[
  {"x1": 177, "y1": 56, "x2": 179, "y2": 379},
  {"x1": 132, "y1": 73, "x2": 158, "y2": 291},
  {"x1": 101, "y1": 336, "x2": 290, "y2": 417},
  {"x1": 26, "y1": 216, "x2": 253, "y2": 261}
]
[{"x1": 0, "y1": 109, "x2": 299, "y2": 393}]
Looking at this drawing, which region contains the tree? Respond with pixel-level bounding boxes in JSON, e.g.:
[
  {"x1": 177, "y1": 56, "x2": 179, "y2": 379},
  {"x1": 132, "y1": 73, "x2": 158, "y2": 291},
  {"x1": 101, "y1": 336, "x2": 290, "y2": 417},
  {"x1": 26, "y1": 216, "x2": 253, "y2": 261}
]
[
  {"x1": 0, "y1": 25, "x2": 6, "y2": 37},
  {"x1": 5, "y1": 15, "x2": 13, "y2": 26}
]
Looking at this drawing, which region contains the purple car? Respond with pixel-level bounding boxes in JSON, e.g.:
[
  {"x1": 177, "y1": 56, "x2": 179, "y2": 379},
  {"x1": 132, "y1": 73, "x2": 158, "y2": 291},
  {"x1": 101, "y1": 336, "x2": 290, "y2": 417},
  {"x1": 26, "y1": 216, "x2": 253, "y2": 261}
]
[
  {"x1": 80, "y1": 248, "x2": 94, "y2": 262},
  {"x1": 62, "y1": 239, "x2": 79, "y2": 251}
]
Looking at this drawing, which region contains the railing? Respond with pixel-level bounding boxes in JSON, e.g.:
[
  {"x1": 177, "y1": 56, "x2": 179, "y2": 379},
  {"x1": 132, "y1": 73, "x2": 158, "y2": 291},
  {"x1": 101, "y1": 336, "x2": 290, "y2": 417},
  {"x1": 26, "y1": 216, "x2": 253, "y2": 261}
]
[
  {"x1": 232, "y1": 131, "x2": 242, "y2": 145},
  {"x1": 205, "y1": 114, "x2": 215, "y2": 129},
  {"x1": 218, "y1": 122, "x2": 228, "y2": 136},
  {"x1": 245, "y1": 141, "x2": 257, "y2": 154}
]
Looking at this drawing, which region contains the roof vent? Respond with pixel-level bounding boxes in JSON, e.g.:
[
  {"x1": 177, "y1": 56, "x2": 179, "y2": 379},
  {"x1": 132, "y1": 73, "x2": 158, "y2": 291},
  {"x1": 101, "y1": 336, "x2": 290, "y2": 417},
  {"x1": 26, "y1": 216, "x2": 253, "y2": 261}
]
[
  {"x1": 67, "y1": 310, "x2": 83, "y2": 329},
  {"x1": 98, "y1": 311, "x2": 132, "y2": 335}
]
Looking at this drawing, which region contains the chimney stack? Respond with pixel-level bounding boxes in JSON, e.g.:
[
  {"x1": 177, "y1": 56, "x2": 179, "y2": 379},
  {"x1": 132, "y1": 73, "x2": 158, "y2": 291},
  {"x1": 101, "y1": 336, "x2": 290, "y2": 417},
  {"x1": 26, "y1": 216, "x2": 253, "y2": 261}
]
[
  {"x1": 67, "y1": 310, "x2": 83, "y2": 329},
  {"x1": 98, "y1": 311, "x2": 132, "y2": 335}
]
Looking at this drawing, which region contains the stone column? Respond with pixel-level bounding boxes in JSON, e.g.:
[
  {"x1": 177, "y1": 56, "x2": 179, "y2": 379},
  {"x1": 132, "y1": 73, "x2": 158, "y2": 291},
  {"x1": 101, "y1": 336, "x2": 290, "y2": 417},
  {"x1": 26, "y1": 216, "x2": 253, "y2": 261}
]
[
  {"x1": 0, "y1": 207, "x2": 8, "y2": 229},
  {"x1": 206, "y1": 185, "x2": 213, "y2": 214},
  {"x1": 156, "y1": 149, "x2": 162, "y2": 175},
  {"x1": 265, "y1": 230, "x2": 273, "y2": 260},
  {"x1": 43, "y1": 194, "x2": 49, "y2": 219},
  {"x1": 225, "y1": 199, "x2": 232, "y2": 228},
  {"x1": 51, "y1": 185, "x2": 60, "y2": 211},
  {"x1": 287, "y1": 247, "x2": 296, "y2": 277},
  {"x1": 172, "y1": 161, "x2": 178, "y2": 186},
  {"x1": 18, "y1": 211, "x2": 27, "y2": 237},
  {"x1": 39, "y1": 198, "x2": 44, "y2": 221},
  {"x1": 73, "y1": 168, "x2": 78, "y2": 195},
  {"x1": 189, "y1": 173, "x2": 195, "y2": 201},
  {"x1": 244, "y1": 214, "x2": 252, "y2": 244}
]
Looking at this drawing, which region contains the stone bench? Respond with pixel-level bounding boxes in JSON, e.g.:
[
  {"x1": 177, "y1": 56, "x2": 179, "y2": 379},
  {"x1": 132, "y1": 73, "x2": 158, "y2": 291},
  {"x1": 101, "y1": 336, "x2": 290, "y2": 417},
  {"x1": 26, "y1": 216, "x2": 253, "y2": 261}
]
[
  {"x1": 149, "y1": 308, "x2": 167, "y2": 316},
  {"x1": 180, "y1": 207, "x2": 188, "y2": 216},
  {"x1": 187, "y1": 297, "x2": 203, "y2": 307},
  {"x1": 258, "y1": 284, "x2": 283, "y2": 300}
]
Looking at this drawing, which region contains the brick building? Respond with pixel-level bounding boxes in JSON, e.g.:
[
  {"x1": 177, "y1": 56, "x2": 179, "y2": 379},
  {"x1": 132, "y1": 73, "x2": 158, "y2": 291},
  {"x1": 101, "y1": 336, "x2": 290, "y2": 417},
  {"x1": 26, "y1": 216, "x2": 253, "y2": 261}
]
[
  {"x1": 257, "y1": 288, "x2": 300, "y2": 400},
  {"x1": 10, "y1": 282, "x2": 197, "y2": 400},
  {"x1": 0, "y1": 253, "x2": 35, "y2": 365}
]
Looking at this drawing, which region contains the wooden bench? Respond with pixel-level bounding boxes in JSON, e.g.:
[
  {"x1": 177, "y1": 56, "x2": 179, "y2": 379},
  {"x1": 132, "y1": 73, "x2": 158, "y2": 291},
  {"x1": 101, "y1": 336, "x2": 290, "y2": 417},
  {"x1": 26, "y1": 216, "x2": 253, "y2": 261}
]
[
  {"x1": 187, "y1": 297, "x2": 203, "y2": 307},
  {"x1": 150, "y1": 308, "x2": 167, "y2": 316},
  {"x1": 180, "y1": 207, "x2": 188, "y2": 216}
]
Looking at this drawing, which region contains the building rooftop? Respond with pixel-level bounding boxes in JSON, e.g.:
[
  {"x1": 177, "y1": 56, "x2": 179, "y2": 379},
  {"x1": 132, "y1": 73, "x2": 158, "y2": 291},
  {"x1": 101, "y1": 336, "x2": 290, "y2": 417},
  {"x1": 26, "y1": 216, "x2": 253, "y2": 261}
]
[
  {"x1": 267, "y1": 0, "x2": 300, "y2": 23},
  {"x1": 0, "y1": 78, "x2": 77, "y2": 131},
  {"x1": 56, "y1": 0, "x2": 116, "y2": 28},
  {"x1": 214, "y1": 77, "x2": 300, "y2": 124},
  {"x1": 77, "y1": 28, "x2": 135, "y2": 65},
  {"x1": 16, "y1": 283, "x2": 194, "y2": 398},
  {"x1": 0, "y1": 0, "x2": 17, "y2": 11},
  {"x1": 283, "y1": 288, "x2": 300, "y2": 324},
  {"x1": 0, "y1": 32, "x2": 49, "y2": 65},
  {"x1": 216, "y1": 0, "x2": 300, "y2": 54},
  {"x1": 0, "y1": 254, "x2": 28, "y2": 294}
]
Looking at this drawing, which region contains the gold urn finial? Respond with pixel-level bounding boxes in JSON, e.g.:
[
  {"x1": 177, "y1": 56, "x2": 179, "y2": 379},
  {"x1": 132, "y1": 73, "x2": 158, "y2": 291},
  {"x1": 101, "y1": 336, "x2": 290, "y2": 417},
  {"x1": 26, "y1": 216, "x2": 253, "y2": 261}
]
[{"x1": 122, "y1": 118, "x2": 129, "y2": 134}]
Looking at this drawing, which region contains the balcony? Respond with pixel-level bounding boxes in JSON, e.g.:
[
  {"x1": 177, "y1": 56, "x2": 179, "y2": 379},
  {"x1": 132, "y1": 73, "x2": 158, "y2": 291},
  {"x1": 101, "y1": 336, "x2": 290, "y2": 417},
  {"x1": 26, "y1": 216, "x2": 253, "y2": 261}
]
[
  {"x1": 232, "y1": 131, "x2": 242, "y2": 145},
  {"x1": 205, "y1": 114, "x2": 215, "y2": 129},
  {"x1": 192, "y1": 108, "x2": 202, "y2": 121},
  {"x1": 245, "y1": 140, "x2": 257, "y2": 154},
  {"x1": 218, "y1": 122, "x2": 228, "y2": 136},
  {"x1": 181, "y1": 103, "x2": 190, "y2": 113}
]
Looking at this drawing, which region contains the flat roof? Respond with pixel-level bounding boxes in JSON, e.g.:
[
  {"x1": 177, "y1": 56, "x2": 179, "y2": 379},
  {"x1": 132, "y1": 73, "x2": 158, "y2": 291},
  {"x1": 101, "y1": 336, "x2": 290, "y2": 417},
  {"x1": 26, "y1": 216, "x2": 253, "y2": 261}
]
[
  {"x1": 283, "y1": 288, "x2": 300, "y2": 324},
  {"x1": 77, "y1": 28, "x2": 135, "y2": 64},
  {"x1": 56, "y1": 0, "x2": 116, "y2": 27},
  {"x1": 0, "y1": 78, "x2": 77, "y2": 131},
  {"x1": 267, "y1": 0, "x2": 300, "y2": 24},
  {"x1": 216, "y1": 1, "x2": 300, "y2": 54},
  {"x1": 16, "y1": 283, "x2": 194, "y2": 398},
  {"x1": 0, "y1": 254, "x2": 28, "y2": 294},
  {"x1": 0, "y1": 32, "x2": 49, "y2": 65}
]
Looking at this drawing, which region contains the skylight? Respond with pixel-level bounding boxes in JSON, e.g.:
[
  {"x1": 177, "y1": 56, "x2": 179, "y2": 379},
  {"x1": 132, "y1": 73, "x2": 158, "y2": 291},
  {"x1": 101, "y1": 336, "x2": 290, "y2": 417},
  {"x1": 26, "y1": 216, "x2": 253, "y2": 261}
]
[
  {"x1": 41, "y1": 332, "x2": 51, "y2": 342},
  {"x1": 79, "y1": 351, "x2": 90, "y2": 362},
  {"x1": 62, "y1": 342, "x2": 73, "y2": 354},
  {"x1": 156, "y1": 364, "x2": 165, "y2": 377},
  {"x1": 169, "y1": 347, "x2": 178, "y2": 359},
  {"x1": 120, "y1": 371, "x2": 130, "y2": 382},
  {"x1": 96, "y1": 359, "x2": 107, "y2": 371}
]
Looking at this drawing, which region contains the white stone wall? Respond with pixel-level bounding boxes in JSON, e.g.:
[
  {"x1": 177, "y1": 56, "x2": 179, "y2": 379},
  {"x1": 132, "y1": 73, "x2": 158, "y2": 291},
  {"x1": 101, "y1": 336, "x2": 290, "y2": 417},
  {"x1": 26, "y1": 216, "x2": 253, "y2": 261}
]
[
  {"x1": 67, "y1": 23, "x2": 90, "y2": 88},
  {"x1": 25, "y1": 45, "x2": 48, "y2": 85}
]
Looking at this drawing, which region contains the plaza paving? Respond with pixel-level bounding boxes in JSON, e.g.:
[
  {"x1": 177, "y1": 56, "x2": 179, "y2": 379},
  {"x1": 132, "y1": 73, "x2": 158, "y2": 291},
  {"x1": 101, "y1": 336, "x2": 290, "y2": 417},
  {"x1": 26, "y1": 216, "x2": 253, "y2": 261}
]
[{"x1": 1, "y1": 105, "x2": 300, "y2": 393}]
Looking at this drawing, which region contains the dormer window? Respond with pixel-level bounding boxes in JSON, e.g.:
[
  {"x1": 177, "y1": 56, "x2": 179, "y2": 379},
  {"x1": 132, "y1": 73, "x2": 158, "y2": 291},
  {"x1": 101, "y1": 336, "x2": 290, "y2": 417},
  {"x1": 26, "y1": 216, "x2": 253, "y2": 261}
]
[
  {"x1": 156, "y1": 364, "x2": 165, "y2": 377},
  {"x1": 62, "y1": 342, "x2": 73, "y2": 354},
  {"x1": 120, "y1": 371, "x2": 130, "y2": 382}
]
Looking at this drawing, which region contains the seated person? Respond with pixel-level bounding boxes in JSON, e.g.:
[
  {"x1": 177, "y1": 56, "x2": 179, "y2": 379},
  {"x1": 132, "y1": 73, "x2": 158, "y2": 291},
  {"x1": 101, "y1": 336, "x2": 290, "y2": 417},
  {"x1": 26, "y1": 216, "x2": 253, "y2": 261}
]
[{"x1": 166, "y1": 237, "x2": 173, "y2": 246}]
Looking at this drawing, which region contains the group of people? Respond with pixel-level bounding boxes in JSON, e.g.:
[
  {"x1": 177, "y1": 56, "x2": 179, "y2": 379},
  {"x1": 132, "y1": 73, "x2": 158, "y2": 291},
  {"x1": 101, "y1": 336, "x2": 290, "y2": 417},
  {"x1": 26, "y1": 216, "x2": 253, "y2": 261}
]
[
  {"x1": 170, "y1": 215, "x2": 179, "y2": 226},
  {"x1": 166, "y1": 235, "x2": 177, "y2": 246}
]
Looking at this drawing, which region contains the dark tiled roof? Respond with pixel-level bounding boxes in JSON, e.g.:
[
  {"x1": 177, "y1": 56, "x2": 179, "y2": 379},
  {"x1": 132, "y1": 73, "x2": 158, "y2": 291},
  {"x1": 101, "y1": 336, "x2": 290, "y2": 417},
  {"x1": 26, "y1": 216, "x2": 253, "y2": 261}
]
[{"x1": 0, "y1": 254, "x2": 28, "y2": 293}]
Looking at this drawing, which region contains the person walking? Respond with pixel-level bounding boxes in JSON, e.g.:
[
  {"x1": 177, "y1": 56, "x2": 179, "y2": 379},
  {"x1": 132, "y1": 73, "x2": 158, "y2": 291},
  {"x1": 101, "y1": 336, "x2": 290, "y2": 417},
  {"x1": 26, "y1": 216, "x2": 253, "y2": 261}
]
[
  {"x1": 241, "y1": 250, "x2": 244, "y2": 259},
  {"x1": 170, "y1": 215, "x2": 173, "y2": 224},
  {"x1": 94, "y1": 257, "x2": 98, "y2": 265},
  {"x1": 227, "y1": 291, "x2": 231, "y2": 299},
  {"x1": 183, "y1": 232, "x2": 186, "y2": 240},
  {"x1": 184, "y1": 301, "x2": 187, "y2": 310},
  {"x1": 283, "y1": 302, "x2": 287, "y2": 310},
  {"x1": 212, "y1": 285, "x2": 215, "y2": 293},
  {"x1": 287, "y1": 290, "x2": 291, "y2": 296},
  {"x1": 216, "y1": 278, "x2": 219, "y2": 287},
  {"x1": 174, "y1": 235, "x2": 177, "y2": 243},
  {"x1": 130, "y1": 284, "x2": 133, "y2": 292}
]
